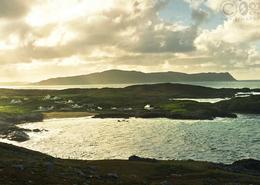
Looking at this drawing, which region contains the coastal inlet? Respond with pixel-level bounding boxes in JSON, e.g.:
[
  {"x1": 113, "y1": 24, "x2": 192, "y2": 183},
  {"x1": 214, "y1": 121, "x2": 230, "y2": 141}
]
[{"x1": 5, "y1": 114, "x2": 260, "y2": 164}]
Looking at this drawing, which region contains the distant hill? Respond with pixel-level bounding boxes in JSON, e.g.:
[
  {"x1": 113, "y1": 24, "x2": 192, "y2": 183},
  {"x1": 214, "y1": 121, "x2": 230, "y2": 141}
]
[{"x1": 34, "y1": 70, "x2": 236, "y2": 85}]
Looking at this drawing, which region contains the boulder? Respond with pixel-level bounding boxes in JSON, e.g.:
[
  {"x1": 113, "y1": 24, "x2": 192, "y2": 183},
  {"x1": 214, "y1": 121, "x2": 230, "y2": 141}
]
[
  {"x1": 7, "y1": 131, "x2": 29, "y2": 142},
  {"x1": 230, "y1": 159, "x2": 260, "y2": 175},
  {"x1": 12, "y1": 164, "x2": 24, "y2": 171},
  {"x1": 129, "y1": 155, "x2": 157, "y2": 163},
  {"x1": 32, "y1": 129, "x2": 41, "y2": 132},
  {"x1": 106, "y1": 173, "x2": 119, "y2": 179}
]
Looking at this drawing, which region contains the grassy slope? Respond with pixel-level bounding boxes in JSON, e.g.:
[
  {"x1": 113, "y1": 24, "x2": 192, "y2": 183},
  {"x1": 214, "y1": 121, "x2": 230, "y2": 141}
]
[{"x1": 0, "y1": 143, "x2": 259, "y2": 185}]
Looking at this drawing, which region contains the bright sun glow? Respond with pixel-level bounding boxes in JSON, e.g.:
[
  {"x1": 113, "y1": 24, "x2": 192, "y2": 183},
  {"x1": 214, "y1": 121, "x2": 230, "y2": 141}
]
[{"x1": 26, "y1": 0, "x2": 115, "y2": 27}]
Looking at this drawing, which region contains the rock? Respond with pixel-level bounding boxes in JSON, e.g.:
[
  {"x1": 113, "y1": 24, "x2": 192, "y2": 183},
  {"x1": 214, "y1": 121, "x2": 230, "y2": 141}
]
[
  {"x1": 160, "y1": 180, "x2": 172, "y2": 185},
  {"x1": 75, "y1": 169, "x2": 85, "y2": 176},
  {"x1": 86, "y1": 175, "x2": 100, "y2": 179},
  {"x1": 12, "y1": 164, "x2": 24, "y2": 171},
  {"x1": 129, "y1": 174, "x2": 138, "y2": 180},
  {"x1": 106, "y1": 173, "x2": 119, "y2": 179},
  {"x1": 229, "y1": 159, "x2": 260, "y2": 175},
  {"x1": 232, "y1": 159, "x2": 260, "y2": 171},
  {"x1": 170, "y1": 173, "x2": 182, "y2": 177},
  {"x1": 45, "y1": 162, "x2": 54, "y2": 173},
  {"x1": 87, "y1": 165, "x2": 97, "y2": 174},
  {"x1": 7, "y1": 131, "x2": 29, "y2": 142},
  {"x1": 128, "y1": 155, "x2": 158, "y2": 163},
  {"x1": 32, "y1": 129, "x2": 41, "y2": 132}
]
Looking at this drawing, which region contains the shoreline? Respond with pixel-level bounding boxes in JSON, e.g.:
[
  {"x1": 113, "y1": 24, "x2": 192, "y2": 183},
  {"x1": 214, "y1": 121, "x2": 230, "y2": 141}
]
[
  {"x1": 3, "y1": 114, "x2": 259, "y2": 165},
  {"x1": 43, "y1": 112, "x2": 97, "y2": 119},
  {"x1": 0, "y1": 109, "x2": 255, "y2": 143}
]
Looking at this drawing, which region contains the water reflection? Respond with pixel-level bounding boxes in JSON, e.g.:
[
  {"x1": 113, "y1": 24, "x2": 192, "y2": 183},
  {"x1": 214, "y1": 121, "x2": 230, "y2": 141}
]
[{"x1": 4, "y1": 115, "x2": 260, "y2": 164}]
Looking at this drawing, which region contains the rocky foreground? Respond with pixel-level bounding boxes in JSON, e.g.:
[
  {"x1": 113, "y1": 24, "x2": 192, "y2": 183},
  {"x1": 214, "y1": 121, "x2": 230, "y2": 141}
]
[{"x1": 0, "y1": 142, "x2": 260, "y2": 185}]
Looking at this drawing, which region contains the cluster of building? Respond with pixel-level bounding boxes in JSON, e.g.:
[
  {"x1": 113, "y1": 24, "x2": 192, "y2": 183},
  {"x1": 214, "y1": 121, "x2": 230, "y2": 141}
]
[
  {"x1": 9, "y1": 94, "x2": 155, "y2": 113},
  {"x1": 10, "y1": 98, "x2": 29, "y2": 104}
]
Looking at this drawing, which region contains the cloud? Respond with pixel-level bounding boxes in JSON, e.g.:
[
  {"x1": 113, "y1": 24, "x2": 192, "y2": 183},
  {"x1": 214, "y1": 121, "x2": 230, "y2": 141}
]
[
  {"x1": 194, "y1": 22, "x2": 260, "y2": 72},
  {"x1": 0, "y1": 0, "x2": 260, "y2": 81},
  {"x1": 191, "y1": 0, "x2": 260, "y2": 74},
  {"x1": 192, "y1": 8, "x2": 209, "y2": 24},
  {"x1": 0, "y1": 0, "x2": 30, "y2": 19},
  {"x1": 0, "y1": 0, "x2": 199, "y2": 65},
  {"x1": 183, "y1": 0, "x2": 206, "y2": 9}
]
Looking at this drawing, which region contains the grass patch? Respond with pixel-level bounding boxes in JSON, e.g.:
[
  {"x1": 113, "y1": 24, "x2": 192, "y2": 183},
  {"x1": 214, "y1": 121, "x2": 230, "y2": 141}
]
[
  {"x1": 0, "y1": 105, "x2": 28, "y2": 114},
  {"x1": 44, "y1": 112, "x2": 96, "y2": 119}
]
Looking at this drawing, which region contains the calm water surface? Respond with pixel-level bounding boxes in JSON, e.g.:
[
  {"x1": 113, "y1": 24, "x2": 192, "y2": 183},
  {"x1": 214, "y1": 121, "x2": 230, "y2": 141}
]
[
  {"x1": 3, "y1": 114, "x2": 259, "y2": 164},
  {"x1": 1, "y1": 81, "x2": 260, "y2": 89}
]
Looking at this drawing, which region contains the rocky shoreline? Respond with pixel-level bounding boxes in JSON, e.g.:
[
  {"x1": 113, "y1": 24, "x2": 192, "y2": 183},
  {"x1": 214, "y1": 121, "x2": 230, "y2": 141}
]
[
  {"x1": 93, "y1": 108, "x2": 237, "y2": 120},
  {"x1": 0, "y1": 113, "x2": 44, "y2": 142},
  {"x1": 0, "y1": 107, "x2": 237, "y2": 143}
]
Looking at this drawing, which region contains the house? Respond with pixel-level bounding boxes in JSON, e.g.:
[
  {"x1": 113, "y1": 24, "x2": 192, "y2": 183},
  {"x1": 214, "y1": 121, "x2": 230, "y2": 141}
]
[
  {"x1": 37, "y1": 106, "x2": 54, "y2": 112},
  {"x1": 10, "y1": 99, "x2": 22, "y2": 104},
  {"x1": 43, "y1": 95, "x2": 61, "y2": 101},
  {"x1": 72, "y1": 104, "x2": 83, "y2": 109},
  {"x1": 87, "y1": 108, "x2": 96, "y2": 112},
  {"x1": 60, "y1": 107, "x2": 72, "y2": 111},
  {"x1": 66, "y1": 100, "x2": 74, "y2": 104},
  {"x1": 86, "y1": 103, "x2": 95, "y2": 108},
  {"x1": 124, "y1": 107, "x2": 133, "y2": 111},
  {"x1": 144, "y1": 104, "x2": 154, "y2": 110},
  {"x1": 52, "y1": 96, "x2": 60, "y2": 100},
  {"x1": 43, "y1": 95, "x2": 52, "y2": 100}
]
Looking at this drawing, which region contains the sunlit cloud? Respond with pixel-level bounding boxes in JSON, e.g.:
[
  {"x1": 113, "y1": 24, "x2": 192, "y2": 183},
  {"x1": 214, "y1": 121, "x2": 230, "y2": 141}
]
[
  {"x1": 26, "y1": 0, "x2": 115, "y2": 26},
  {"x1": 0, "y1": 0, "x2": 259, "y2": 82}
]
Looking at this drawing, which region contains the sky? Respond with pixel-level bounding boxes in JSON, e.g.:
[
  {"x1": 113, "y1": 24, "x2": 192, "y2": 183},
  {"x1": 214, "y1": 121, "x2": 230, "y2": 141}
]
[{"x1": 0, "y1": 0, "x2": 260, "y2": 82}]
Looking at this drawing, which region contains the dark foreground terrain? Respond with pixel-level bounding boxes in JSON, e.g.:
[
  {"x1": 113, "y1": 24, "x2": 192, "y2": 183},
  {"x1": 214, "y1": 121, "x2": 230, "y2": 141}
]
[{"x1": 0, "y1": 142, "x2": 260, "y2": 185}]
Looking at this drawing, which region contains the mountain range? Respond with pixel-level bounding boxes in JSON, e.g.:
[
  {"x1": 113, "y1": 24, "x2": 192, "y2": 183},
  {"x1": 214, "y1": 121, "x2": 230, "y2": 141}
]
[{"x1": 34, "y1": 70, "x2": 236, "y2": 85}]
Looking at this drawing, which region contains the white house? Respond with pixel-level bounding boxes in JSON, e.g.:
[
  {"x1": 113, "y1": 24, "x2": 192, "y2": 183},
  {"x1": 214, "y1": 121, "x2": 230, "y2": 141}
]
[
  {"x1": 37, "y1": 106, "x2": 54, "y2": 112},
  {"x1": 43, "y1": 95, "x2": 51, "y2": 100},
  {"x1": 124, "y1": 107, "x2": 133, "y2": 111},
  {"x1": 144, "y1": 104, "x2": 154, "y2": 110},
  {"x1": 66, "y1": 100, "x2": 74, "y2": 104},
  {"x1": 72, "y1": 104, "x2": 83, "y2": 109},
  {"x1": 10, "y1": 99, "x2": 22, "y2": 104}
]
